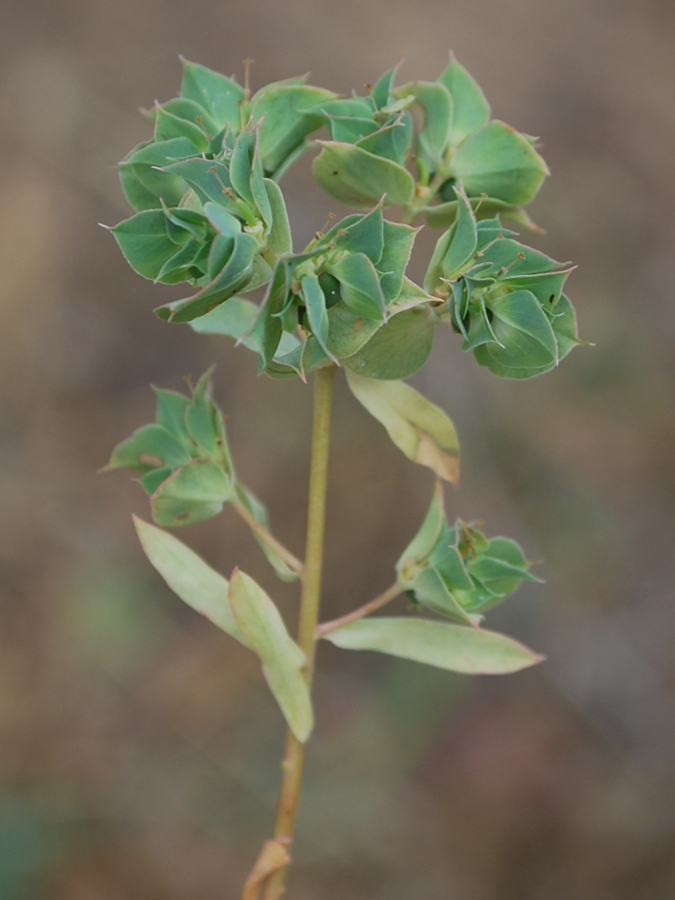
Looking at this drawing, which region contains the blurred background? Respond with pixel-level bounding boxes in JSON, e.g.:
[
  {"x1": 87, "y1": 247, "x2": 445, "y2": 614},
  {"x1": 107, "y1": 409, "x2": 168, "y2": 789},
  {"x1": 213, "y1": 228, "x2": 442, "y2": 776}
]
[{"x1": 1, "y1": 0, "x2": 675, "y2": 897}]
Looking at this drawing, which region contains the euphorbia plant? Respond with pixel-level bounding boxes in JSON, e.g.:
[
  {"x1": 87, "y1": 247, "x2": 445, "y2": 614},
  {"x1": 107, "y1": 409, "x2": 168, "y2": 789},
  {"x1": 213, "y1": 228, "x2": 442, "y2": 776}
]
[{"x1": 105, "y1": 54, "x2": 580, "y2": 899}]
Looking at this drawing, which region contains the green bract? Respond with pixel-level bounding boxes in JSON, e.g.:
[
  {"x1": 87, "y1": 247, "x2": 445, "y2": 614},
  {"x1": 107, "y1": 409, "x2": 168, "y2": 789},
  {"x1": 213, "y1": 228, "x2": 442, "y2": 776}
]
[
  {"x1": 396, "y1": 484, "x2": 540, "y2": 626},
  {"x1": 424, "y1": 186, "x2": 581, "y2": 378}
]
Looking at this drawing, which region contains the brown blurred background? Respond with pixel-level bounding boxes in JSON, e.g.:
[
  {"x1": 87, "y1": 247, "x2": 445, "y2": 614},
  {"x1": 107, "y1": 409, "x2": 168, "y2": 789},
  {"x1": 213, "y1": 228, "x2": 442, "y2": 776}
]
[{"x1": 1, "y1": 0, "x2": 675, "y2": 897}]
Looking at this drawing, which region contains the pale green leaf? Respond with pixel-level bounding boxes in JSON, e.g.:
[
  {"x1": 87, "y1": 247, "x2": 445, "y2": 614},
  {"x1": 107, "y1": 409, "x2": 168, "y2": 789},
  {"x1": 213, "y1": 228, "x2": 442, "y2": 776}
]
[
  {"x1": 229, "y1": 570, "x2": 313, "y2": 741},
  {"x1": 323, "y1": 617, "x2": 543, "y2": 675},
  {"x1": 346, "y1": 372, "x2": 459, "y2": 483},
  {"x1": 133, "y1": 516, "x2": 244, "y2": 642}
]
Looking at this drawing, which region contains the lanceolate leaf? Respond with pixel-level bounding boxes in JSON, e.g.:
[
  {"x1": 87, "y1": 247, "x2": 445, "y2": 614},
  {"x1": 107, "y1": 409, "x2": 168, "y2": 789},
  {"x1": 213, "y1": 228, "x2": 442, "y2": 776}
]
[
  {"x1": 229, "y1": 570, "x2": 313, "y2": 742},
  {"x1": 396, "y1": 480, "x2": 446, "y2": 577},
  {"x1": 134, "y1": 516, "x2": 244, "y2": 642},
  {"x1": 346, "y1": 372, "x2": 459, "y2": 483},
  {"x1": 323, "y1": 617, "x2": 544, "y2": 675}
]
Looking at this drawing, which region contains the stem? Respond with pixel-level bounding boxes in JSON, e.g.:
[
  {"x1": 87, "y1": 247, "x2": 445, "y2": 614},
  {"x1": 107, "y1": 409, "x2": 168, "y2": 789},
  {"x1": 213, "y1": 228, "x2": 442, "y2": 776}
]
[
  {"x1": 401, "y1": 169, "x2": 449, "y2": 225},
  {"x1": 316, "y1": 582, "x2": 403, "y2": 638},
  {"x1": 232, "y1": 499, "x2": 305, "y2": 579},
  {"x1": 257, "y1": 365, "x2": 335, "y2": 900}
]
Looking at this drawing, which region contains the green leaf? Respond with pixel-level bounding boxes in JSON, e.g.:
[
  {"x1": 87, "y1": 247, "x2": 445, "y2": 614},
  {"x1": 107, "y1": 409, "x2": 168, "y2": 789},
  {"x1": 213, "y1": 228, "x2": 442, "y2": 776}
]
[
  {"x1": 551, "y1": 294, "x2": 581, "y2": 360},
  {"x1": 323, "y1": 617, "x2": 543, "y2": 675},
  {"x1": 397, "y1": 81, "x2": 453, "y2": 167},
  {"x1": 125, "y1": 137, "x2": 198, "y2": 206},
  {"x1": 438, "y1": 55, "x2": 491, "y2": 146},
  {"x1": 161, "y1": 158, "x2": 238, "y2": 211},
  {"x1": 150, "y1": 459, "x2": 231, "y2": 527},
  {"x1": 251, "y1": 85, "x2": 336, "y2": 175},
  {"x1": 107, "y1": 423, "x2": 192, "y2": 474},
  {"x1": 301, "y1": 274, "x2": 334, "y2": 360},
  {"x1": 153, "y1": 388, "x2": 192, "y2": 445},
  {"x1": 312, "y1": 141, "x2": 415, "y2": 208},
  {"x1": 133, "y1": 516, "x2": 245, "y2": 641},
  {"x1": 329, "y1": 205, "x2": 384, "y2": 264},
  {"x1": 425, "y1": 196, "x2": 540, "y2": 231},
  {"x1": 345, "y1": 372, "x2": 460, "y2": 483},
  {"x1": 327, "y1": 114, "x2": 379, "y2": 143},
  {"x1": 377, "y1": 220, "x2": 417, "y2": 303},
  {"x1": 140, "y1": 467, "x2": 172, "y2": 496},
  {"x1": 325, "y1": 303, "x2": 382, "y2": 360},
  {"x1": 109, "y1": 210, "x2": 176, "y2": 281},
  {"x1": 154, "y1": 104, "x2": 210, "y2": 152},
  {"x1": 264, "y1": 177, "x2": 293, "y2": 254},
  {"x1": 119, "y1": 151, "x2": 163, "y2": 210},
  {"x1": 189, "y1": 296, "x2": 260, "y2": 349},
  {"x1": 451, "y1": 121, "x2": 549, "y2": 205},
  {"x1": 355, "y1": 115, "x2": 412, "y2": 166},
  {"x1": 203, "y1": 203, "x2": 241, "y2": 237},
  {"x1": 327, "y1": 253, "x2": 385, "y2": 321},
  {"x1": 424, "y1": 186, "x2": 477, "y2": 293},
  {"x1": 180, "y1": 58, "x2": 245, "y2": 131},
  {"x1": 476, "y1": 290, "x2": 558, "y2": 373},
  {"x1": 156, "y1": 232, "x2": 259, "y2": 323},
  {"x1": 249, "y1": 261, "x2": 289, "y2": 368},
  {"x1": 396, "y1": 480, "x2": 446, "y2": 577},
  {"x1": 229, "y1": 569, "x2": 313, "y2": 742},
  {"x1": 344, "y1": 307, "x2": 435, "y2": 380},
  {"x1": 409, "y1": 566, "x2": 476, "y2": 624},
  {"x1": 234, "y1": 484, "x2": 298, "y2": 582},
  {"x1": 371, "y1": 66, "x2": 398, "y2": 109}
]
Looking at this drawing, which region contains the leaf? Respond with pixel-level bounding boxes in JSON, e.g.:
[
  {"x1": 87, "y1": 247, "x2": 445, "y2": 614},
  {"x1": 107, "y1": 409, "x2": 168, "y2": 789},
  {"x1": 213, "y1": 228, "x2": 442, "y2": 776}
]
[
  {"x1": 312, "y1": 141, "x2": 415, "y2": 208},
  {"x1": 346, "y1": 372, "x2": 459, "y2": 483},
  {"x1": 133, "y1": 516, "x2": 245, "y2": 641},
  {"x1": 125, "y1": 137, "x2": 198, "y2": 205},
  {"x1": 156, "y1": 232, "x2": 259, "y2": 323},
  {"x1": 398, "y1": 81, "x2": 453, "y2": 166},
  {"x1": 327, "y1": 253, "x2": 385, "y2": 321},
  {"x1": 438, "y1": 55, "x2": 491, "y2": 146},
  {"x1": 327, "y1": 114, "x2": 379, "y2": 143},
  {"x1": 425, "y1": 197, "x2": 540, "y2": 231},
  {"x1": 161, "y1": 158, "x2": 238, "y2": 210},
  {"x1": 323, "y1": 617, "x2": 543, "y2": 675},
  {"x1": 190, "y1": 296, "x2": 260, "y2": 347},
  {"x1": 423, "y1": 186, "x2": 477, "y2": 293},
  {"x1": 150, "y1": 458, "x2": 231, "y2": 527},
  {"x1": 329, "y1": 205, "x2": 384, "y2": 264},
  {"x1": 451, "y1": 121, "x2": 549, "y2": 206},
  {"x1": 378, "y1": 220, "x2": 418, "y2": 303},
  {"x1": 251, "y1": 85, "x2": 336, "y2": 175},
  {"x1": 107, "y1": 423, "x2": 192, "y2": 474},
  {"x1": 343, "y1": 307, "x2": 435, "y2": 380},
  {"x1": 301, "y1": 274, "x2": 333, "y2": 360},
  {"x1": 325, "y1": 303, "x2": 382, "y2": 360},
  {"x1": 154, "y1": 104, "x2": 210, "y2": 152},
  {"x1": 180, "y1": 58, "x2": 245, "y2": 131},
  {"x1": 355, "y1": 115, "x2": 412, "y2": 166},
  {"x1": 229, "y1": 569, "x2": 313, "y2": 742},
  {"x1": 234, "y1": 483, "x2": 298, "y2": 582},
  {"x1": 396, "y1": 480, "x2": 446, "y2": 577},
  {"x1": 477, "y1": 290, "x2": 558, "y2": 372},
  {"x1": 153, "y1": 388, "x2": 192, "y2": 445},
  {"x1": 119, "y1": 151, "x2": 164, "y2": 210},
  {"x1": 551, "y1": 294, "x2": 581, "y2": 360},
  {"x1": 109, "y1": 210, "x2": 176, "y2": 281},
  {"x1": 409, "y1": 565, "x2": 476, "y2": 624},
  {"x1": 264, "y1": 178, "x2": 293, "y2": 255}
]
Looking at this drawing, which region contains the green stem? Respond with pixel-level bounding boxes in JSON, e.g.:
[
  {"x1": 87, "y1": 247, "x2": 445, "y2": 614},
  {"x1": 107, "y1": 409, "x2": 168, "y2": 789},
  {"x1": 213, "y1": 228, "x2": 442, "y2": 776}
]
[{"x1": 258, "y1": 364, "x2": 336, "y2": 900}]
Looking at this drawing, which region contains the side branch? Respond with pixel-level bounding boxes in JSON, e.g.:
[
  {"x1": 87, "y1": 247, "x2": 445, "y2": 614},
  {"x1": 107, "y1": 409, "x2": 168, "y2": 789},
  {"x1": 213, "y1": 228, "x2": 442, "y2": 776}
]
[
  {"x1": 316, "y1": 582, "x2": 403, "y2": 637},
  {"x1": 232, "y1": 499, "x2": 305, "y2": 578}
]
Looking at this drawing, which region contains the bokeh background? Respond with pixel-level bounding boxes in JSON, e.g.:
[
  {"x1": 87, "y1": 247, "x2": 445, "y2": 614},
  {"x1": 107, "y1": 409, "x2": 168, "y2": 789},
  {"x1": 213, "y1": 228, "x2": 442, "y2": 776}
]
[{"x1": 1, "y1": 0, "x2": 675, "y2": 897}]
